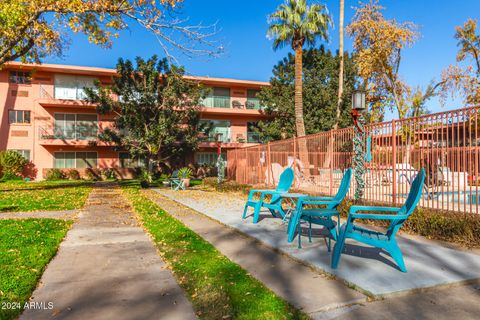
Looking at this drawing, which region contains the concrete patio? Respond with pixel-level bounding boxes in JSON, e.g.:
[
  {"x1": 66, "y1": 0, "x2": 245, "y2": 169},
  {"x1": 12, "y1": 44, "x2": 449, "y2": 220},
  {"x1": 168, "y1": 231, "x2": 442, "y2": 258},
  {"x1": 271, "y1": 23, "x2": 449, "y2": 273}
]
[{"x1": 155, "y1": 188, "x2": 480, "y2": 297}]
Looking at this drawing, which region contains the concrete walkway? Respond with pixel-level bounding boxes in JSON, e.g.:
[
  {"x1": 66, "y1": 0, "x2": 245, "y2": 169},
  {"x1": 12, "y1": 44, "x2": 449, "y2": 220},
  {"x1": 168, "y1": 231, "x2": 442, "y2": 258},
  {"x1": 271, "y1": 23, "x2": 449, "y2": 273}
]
[
  {"x1": 0, "y1": 210, "x2": 78, "y2": 220},
  {"x1": 21, "y1": 185, "x2": 196, "y2": 320},
  {"x1": 147, "y1": 190, "x2": 367, "y2": 317},
  {"x1": 154, "y1": 188, "x2": 480, "y2": 297}
]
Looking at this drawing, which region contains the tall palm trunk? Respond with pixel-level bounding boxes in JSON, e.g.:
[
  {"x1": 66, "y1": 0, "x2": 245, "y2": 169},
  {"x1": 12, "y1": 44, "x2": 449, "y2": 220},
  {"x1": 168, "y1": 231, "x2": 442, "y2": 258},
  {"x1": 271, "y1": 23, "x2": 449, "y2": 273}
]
[
  {"x1": 294, "y1": 46, "x2": 306, "y2": 137},
  {"x1": 294, "y1": 46, "x2": 310, "y2": 179},
  {"x1": 324, "y1": 0, "x2": 345, "y2": 170}
]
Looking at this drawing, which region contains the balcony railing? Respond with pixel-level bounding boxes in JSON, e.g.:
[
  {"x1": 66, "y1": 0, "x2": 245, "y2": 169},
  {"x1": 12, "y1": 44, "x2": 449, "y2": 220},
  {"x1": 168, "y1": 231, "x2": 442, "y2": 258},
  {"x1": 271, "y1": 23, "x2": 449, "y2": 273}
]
[
  {"x1": 39, "y1": 126, "x2": 98, "y2": 141},
  {"x1": 247, "y1": 132, "x2": 262, "y2": 143},
  {"x1": 201, "y1": 96, "x2": 231, "y2": 108},
  {"x1": 246, "y1": 98, "x2": 265, "y2": 110},
  {"x1": 201, "y1": 134, "x2": 231, "y2": 143}
]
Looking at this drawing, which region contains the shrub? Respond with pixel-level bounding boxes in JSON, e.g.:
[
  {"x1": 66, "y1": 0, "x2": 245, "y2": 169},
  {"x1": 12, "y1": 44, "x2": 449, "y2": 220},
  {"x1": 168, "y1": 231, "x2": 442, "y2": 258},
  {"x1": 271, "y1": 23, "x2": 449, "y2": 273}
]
[
  {"x1": 44, "y1": 169, "x2": 66, "y2": 181},
  {"x1": 0, "y1": 150, "x2": 28, "y2": 177},
  {"x1": 0, "y1": 171, "x2": 23, "y2": 182},
  {"x1": 139, "y1": 169, "x2": 153, "y2": 188},
  {"x1": 159, "y1": 173, "x2": 171, "y2": 181},
  {"x1": 203, "y1": 177, "x2": 217, "y2": 187},
  {"x1": 102, "y1": 168, "x2": 117, "y2": 180},
  {"x1": 85, "y1": 168, "x2": 101, "y2": 181},
  {"x1": 178, "y1": 167, "x2": 193, "y2": 179},
  {"x1": 202, "y1": 177, "x2": 250, "y2": 193},
  {"x1": 66, "y1": 169, "x2": 81, "y2": 180}
]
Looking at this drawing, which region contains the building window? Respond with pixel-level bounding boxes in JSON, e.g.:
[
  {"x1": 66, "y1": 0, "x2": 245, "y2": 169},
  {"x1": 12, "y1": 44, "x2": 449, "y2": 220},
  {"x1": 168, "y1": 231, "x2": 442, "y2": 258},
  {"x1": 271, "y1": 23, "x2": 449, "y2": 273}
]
[
  {"x1": 119, "y1": 152, "x2": 146, "y2": 168},
  {"x1": 201, "y1": 87, "x2": 231, "y2": 108},
  {"x1": 196, "y1": 152, "x2": 226, "y2": 166},
  {"x1": 54, "y1": 74, "x2": 96, "y2": 100},
  {"x1": 246, "y1": 89, "x2": 263, "y2": 110},
  {"x1": 247, "y1": 122, "x2": 262, "y2": 143},
  {"x1": 53, "y1": 113, "x2": 98, "y2": 140},
  {"x1": 9, "y1": 71, "x2": 31, "y2": 84},
  {"x1": 199, "y1": 120, "x2": 230, "y2": 143},
  {"x1": 9, "y1": 110, "x2": 31, "y2": 124},
  {"x1": 9, "y1": 149, "x2": 30, "y2": 161},
  {"x1": 54, "y1": 152, "x2": 97, "y2": 168}
]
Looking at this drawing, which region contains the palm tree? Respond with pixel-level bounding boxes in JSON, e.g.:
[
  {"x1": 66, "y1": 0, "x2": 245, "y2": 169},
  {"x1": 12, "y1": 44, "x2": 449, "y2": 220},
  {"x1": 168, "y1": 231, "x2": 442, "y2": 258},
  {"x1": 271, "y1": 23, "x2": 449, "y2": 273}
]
[{"x1": 267, "y1": 0, "x2": 331, "y2": 137}]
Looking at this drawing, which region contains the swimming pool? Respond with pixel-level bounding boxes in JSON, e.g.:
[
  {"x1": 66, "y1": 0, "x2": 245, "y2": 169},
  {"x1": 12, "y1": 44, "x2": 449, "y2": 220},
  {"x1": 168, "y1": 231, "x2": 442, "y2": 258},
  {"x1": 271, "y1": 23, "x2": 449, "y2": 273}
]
[
  {"x1": 395, "y1": 190, "x2": 480, "y2": 204},
  {"x1": 435, "y1": 190, "x2": 480, "y2": 204}
]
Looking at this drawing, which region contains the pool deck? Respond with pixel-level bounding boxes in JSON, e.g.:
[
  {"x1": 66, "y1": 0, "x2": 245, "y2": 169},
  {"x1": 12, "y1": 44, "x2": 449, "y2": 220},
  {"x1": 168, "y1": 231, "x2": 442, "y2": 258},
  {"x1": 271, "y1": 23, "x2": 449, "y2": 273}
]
[{"x1": 154, "y1": 188, "x2": 480, "y2": 297}]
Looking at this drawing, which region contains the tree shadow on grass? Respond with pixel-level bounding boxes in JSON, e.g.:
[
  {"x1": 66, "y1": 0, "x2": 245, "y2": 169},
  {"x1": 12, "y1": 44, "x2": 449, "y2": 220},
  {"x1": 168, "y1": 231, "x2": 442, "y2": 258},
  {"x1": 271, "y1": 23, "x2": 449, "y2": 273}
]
[
  {"x1": 0, "y1": 181, "x2": 93, "y2": 192},
  {"x1": 0, "y1": 205, "x2": 19, "y2": 212}
]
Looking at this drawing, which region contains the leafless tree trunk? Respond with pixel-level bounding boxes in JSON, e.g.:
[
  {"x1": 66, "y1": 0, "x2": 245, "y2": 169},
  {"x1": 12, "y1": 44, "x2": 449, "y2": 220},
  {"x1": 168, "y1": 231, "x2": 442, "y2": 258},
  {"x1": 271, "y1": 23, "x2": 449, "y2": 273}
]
[{"x1": 324, "y1": 0, "x2": 345, "y2": 169}]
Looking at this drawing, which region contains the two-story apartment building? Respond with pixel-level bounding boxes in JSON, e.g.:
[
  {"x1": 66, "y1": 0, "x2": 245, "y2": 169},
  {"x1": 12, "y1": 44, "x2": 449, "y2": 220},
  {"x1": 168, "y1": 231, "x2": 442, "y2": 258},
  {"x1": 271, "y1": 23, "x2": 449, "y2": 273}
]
[{"x1": 0, "y1": 62, "x2": 269, "y2": 179}]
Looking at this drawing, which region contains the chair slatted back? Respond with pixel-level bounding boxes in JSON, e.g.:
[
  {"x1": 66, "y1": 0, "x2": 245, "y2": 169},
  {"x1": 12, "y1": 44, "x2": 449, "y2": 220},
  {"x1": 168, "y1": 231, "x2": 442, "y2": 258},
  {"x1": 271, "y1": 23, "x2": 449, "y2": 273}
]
[
  {"x1": 333, "y1": 168, "x2": 353, "y2": 206},
  {"x1": 270, "y1": 167, "x2": 295, "y2": 204},
  {"x1": 387, "y1": 169, "x2": 425, "y2": 238},
  {"x1": 275, "y1": 167, "x2": 295, "y2": 193}
]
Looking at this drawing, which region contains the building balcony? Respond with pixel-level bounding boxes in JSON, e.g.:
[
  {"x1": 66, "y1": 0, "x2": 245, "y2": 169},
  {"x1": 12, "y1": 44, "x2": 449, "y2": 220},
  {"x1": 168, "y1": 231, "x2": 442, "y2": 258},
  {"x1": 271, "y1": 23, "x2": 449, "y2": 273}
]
[
  {"x1": 38, "y1": 86, "x2": 97, "y2": 108},
  {"x1": 198, "y1": 133, "x2": 262, "y2": 149},
  {"x1": 38, "y1": 126, "x2": 112, "y2": 146},
  {"x1": 199, "y1": 96, "x2": 267, "y2": 117}
]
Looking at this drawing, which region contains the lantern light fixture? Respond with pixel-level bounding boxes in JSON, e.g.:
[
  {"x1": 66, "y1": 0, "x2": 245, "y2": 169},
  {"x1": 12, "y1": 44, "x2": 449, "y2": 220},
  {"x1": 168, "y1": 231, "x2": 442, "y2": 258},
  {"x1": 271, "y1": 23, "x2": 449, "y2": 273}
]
[{"x1": 352, "y1": 90, "x2": 366, "y2": 112}]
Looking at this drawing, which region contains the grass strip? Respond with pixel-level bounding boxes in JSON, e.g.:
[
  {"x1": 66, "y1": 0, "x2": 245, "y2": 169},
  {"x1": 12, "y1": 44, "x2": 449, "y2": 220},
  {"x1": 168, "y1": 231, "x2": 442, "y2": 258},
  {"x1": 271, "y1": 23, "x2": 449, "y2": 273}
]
[
  {"x1": 121, "y1": 183, "x2": 308, "y2": 320},
  {"x1": 0, "y1": 181, "x2": 92, "y2": 212},
  {"x1": 0, "y1": 218, "x2": 72, "y2": 320}
]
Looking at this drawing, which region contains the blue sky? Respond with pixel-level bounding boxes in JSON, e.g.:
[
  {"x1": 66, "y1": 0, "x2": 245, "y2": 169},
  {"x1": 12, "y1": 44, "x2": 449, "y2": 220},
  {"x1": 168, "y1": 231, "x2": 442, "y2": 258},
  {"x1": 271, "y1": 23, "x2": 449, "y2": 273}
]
[{"x1": 44, "y1": 0, "x2": 480, "y2": 117}]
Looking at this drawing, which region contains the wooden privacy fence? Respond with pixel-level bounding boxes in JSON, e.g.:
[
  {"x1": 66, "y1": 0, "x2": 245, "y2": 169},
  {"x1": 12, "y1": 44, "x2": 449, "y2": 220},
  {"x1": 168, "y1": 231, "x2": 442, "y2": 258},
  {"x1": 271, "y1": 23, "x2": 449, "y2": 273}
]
[{"x1": 227, "y1": 106, "x2": 480, "y2": 214}]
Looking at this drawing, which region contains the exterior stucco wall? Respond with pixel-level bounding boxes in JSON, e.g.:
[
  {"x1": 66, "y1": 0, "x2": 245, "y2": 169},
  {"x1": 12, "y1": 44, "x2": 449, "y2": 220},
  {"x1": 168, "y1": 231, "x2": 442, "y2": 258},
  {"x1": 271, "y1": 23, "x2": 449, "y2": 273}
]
[{"x1": 0, "y1": 62, "x2": 269, "y2": 180}]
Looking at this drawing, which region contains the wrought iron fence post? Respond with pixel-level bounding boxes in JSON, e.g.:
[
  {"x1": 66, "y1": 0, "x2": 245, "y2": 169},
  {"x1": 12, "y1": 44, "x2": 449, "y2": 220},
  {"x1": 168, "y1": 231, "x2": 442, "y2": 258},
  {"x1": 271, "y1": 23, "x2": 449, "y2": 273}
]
[
  {"x1": 329, "y1": 130, "x2": 334, "y2": 196},
  {"x1": 267, "y1": 141, "x2": 271, "y2": 186},
  {"x1": 244, "y1": 148, "x2": 248, "y2": 184},
  {"x1": 392, "y1": 119, "x2": 397, "y2": 205}
]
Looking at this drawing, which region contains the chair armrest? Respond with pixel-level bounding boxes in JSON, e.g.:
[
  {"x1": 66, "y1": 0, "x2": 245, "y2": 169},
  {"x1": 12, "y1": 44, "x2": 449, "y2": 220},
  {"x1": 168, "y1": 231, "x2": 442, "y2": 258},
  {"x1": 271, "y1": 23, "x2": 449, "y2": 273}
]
[
  {"x1": 349, "y1": 212, "x2": 410, "y2": 220},
  {"x1": 302, "y1": 200, "x2": 335, "y2": 206},
  {"x1": 248, "y1": 189, "x2": 276, "y2": 200},
  {"x1": 305, "y1": 196, "x2": 334, "y2": 201},
  {"x1": 350, "y1": 206, "x2": 402, "y2": 214}
]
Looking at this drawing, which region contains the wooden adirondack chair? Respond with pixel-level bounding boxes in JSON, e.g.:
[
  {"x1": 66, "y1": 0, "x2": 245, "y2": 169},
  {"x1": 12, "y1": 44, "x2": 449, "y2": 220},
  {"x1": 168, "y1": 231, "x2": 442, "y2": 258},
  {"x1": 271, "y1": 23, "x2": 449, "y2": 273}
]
[
  {"x1": 331, "y1": 169, "x2": 425, "y2": 272},
  {"x1": 287, "y1": 168, "x2": 352, "y2": 250},
  {"x1": 243, "y1": 167, "x2": 295, "y2": 224}
]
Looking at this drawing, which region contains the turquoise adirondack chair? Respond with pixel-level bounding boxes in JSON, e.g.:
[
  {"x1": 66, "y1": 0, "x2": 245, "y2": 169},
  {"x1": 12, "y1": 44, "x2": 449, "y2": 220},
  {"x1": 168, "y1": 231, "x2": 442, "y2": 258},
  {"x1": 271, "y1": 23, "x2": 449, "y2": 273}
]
[
  {"x1": 170, "y1": 170, "x2": 185, "y2": 191},
  {"x1": 243, "y1": 167, "x2": 295, "y2": 224},
  {"x1": 287, "y1": 168, "x2": 352, "y2": 250},
  {"x1": 331, "y1": 169, "x2": 425, "y2": 272}
]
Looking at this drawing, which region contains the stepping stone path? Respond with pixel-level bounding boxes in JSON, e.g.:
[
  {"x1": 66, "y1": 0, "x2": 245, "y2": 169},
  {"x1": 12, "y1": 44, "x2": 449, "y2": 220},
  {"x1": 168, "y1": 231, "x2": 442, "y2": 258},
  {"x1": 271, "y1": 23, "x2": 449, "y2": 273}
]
[{"x1": 21, "y1": 184, "x2": 195, "y2": 320}]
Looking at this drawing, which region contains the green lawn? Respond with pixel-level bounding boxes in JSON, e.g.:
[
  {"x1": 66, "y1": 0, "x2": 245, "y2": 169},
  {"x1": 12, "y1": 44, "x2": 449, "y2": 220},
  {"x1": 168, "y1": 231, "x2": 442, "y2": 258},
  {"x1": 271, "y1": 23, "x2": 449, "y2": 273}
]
[
  {"x1": 122, "y1": 182, "x2": 308, "y2": 320},
  {"x1": 0, "y1": 180, "x2": 92, "y2": 212},
  {"x1": 0, "y1": 219, "x2": 72, "y2": 320}
]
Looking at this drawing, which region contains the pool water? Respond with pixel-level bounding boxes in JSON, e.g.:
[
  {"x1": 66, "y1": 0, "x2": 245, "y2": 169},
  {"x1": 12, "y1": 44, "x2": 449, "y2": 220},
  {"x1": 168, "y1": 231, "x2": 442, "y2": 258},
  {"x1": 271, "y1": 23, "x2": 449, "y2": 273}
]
[
  {"x1": 435, "y1": 190, "x2": 480, "y2": 204},
  {"x1": 395, "y1": 190, "x2": 480, "y2": 204}
]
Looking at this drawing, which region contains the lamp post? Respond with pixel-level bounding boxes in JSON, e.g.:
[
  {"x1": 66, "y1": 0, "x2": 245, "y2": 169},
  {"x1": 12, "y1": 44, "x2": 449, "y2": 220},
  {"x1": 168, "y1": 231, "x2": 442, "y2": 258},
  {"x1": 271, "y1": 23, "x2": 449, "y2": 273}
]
[
  {"x1": 215, "y1": 133, "x2": 226, "y2": 184},
  {"x1": 351, "y1": 90, "x2": 366, "y2": 200}
]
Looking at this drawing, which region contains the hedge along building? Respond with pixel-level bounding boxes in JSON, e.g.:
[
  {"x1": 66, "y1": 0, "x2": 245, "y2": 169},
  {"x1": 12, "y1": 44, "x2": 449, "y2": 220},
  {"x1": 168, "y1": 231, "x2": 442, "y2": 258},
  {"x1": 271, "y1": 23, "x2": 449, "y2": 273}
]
[{"x1": 0, "y1": 62, "x2": 269, "y2": 180}]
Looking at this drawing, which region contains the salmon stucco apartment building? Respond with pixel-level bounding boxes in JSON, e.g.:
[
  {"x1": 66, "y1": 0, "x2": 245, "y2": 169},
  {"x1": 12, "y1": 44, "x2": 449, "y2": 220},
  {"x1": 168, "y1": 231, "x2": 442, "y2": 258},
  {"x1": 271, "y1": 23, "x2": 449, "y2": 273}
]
[{"x1": 0, "y1": 62, "x2": 269, "y2": 180}]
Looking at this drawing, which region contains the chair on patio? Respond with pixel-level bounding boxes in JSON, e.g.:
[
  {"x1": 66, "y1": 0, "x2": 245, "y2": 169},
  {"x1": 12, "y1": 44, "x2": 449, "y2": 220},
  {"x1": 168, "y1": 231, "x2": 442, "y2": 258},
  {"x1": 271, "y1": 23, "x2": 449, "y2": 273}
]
[
  {"x1": 287, "y1": 168, "x2": 352, "y2": 251},
  {"x1": 242, "y1": 167, "x2": 295, "y2": 224},
  {"x1": 331, "y1": 168, "x2": 425, "y2": 272},
  {"x1": 170, "y1": 170, "x2": 185, "y2": 191}
]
